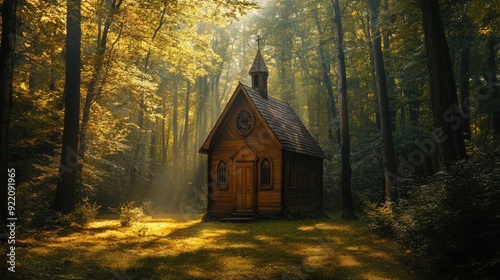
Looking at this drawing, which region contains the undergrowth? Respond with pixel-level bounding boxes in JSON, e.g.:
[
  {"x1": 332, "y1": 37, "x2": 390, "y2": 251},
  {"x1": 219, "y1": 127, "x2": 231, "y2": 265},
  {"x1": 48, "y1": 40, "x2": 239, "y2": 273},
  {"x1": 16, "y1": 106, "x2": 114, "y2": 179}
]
[{"x1": 364, "y1": 140, "x2": 500, "y2": 279}]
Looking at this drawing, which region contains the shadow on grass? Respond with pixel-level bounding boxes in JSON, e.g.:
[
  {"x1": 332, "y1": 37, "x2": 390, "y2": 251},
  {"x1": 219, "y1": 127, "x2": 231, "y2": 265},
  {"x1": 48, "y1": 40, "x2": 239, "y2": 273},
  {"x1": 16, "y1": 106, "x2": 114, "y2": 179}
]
[{"x1": 12, "y1": 216, "x2": 425, "y2": 280}]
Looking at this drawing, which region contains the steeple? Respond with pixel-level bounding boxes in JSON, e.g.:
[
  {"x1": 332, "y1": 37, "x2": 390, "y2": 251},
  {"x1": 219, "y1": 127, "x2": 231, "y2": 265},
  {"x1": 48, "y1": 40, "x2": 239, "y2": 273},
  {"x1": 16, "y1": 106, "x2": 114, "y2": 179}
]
[{"x1": 249, "y1": 36, "x2": 269, "y2": 99}]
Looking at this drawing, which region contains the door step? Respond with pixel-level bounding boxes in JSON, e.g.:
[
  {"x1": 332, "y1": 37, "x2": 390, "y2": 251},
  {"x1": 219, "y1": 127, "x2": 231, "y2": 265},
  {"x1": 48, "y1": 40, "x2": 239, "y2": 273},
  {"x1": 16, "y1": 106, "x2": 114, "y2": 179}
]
[
  {"x1": 220, "y1": 212, "x2": 256, "y2": 222},
  {"x1": 232, "y1": 212, "x2": 255, "y2": 216}
]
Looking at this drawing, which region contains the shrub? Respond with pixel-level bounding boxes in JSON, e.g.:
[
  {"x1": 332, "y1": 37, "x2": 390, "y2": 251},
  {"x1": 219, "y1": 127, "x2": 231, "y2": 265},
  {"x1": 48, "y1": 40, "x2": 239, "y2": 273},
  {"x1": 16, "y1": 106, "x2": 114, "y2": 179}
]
[
  {"x1": 31, "y1": 198, "x2": 101, "y2": 228},
  {"x1": 364, "y1": 200, "x2": 397, "y2": 235},
  {"x1": 364, "y1": 140, "x2": 500, "y2": 279},
  {"x1": 141, "y1": 199, "x2": 154, "y2": 215},
  {"x1": 73, "y1": 197, "x2": 101, "y2": 225},
  {"x1": 118, "y1": 201, "x2": 145, "y2": 227}
]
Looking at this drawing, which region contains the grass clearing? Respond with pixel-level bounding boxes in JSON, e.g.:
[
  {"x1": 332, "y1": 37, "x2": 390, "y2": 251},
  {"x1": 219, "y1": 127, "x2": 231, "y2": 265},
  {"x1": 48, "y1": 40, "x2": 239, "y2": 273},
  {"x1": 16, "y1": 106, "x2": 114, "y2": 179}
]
[{"x1": 10, "y1": 214, "x2": 422, "y2": 279}]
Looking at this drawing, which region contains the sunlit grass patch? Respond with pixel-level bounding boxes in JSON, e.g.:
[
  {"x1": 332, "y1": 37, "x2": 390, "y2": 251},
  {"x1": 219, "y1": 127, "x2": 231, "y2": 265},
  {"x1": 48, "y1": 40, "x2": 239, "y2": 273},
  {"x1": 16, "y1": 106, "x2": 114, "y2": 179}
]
[{"x1": 14, "y1": 214, "x2": 421, "y2": 280}]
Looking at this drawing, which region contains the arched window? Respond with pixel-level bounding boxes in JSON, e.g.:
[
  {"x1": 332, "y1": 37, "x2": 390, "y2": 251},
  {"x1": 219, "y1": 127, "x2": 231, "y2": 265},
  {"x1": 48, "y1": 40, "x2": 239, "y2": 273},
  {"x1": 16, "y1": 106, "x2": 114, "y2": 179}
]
[
  {"x1": 261, "y1": 158, "x2": 272, "y2": 189},
  {"x1": 217, "y1": 161, "x2": 228, "y2": 190}
]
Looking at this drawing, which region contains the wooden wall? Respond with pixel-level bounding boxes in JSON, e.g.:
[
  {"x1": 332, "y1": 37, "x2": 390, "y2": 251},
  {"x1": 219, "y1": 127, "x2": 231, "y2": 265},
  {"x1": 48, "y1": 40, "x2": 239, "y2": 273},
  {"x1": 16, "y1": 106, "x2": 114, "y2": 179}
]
[
  {"x1": 208, "y1": 92, "x2": 283, "y2": 214},
  {"x1": 283, "y1": 151, "x2": 323, "y2": 212}
]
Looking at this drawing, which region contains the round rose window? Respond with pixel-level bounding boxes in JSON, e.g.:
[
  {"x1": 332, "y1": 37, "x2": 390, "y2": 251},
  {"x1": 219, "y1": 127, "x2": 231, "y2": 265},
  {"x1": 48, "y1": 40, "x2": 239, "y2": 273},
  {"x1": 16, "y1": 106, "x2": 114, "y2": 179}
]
[{"x1": 236, "y1": 109, "x2": 253, "y2": 136}]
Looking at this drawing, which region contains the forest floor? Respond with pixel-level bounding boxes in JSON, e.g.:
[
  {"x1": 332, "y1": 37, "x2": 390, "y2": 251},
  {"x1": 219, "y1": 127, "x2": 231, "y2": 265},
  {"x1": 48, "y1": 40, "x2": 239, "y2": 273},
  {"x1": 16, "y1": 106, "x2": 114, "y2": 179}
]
[{"x1": 9, "y1": 214, "x2": 431, "y2": 280}]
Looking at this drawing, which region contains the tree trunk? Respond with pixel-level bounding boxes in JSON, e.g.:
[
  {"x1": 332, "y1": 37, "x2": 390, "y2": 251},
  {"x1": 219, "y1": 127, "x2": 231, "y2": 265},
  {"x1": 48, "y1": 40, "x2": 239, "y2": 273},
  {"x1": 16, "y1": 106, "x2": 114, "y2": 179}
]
[
  {"x1": 149, "y1": 123, "x2": 157, "y2": 166},
  {"x1": 420, "y1": 0, "x2": 466, "y2": 169},
  {"x1": 369, "y1": 0, "x2": 398, "y2": 200},
  {"x1": 460, "y1": 46, "x2": 471, "y2": 140},
  {"x1": 183, "y1": 80, "x2": 191, "y2": 177},
  {"x1": 214, "y1": 72, "x2": 222, "y2": 117},
  {"x1": 149, "y1": 121, "x2": 159, "y2": 191},
  {"x1": 172, "y1": 79, "x2": 179, "y2": 173},
  {"x1": 313, "y1": 6, "x2": 339, "y2": 147},
  {"x1": 195, "y1": 76, "x2": 209, "y2": 188},
  {"x1": 382, "y1": 1, "x2": 397, "y2": 131},
  {"x1": 331, "y1": 0, "x2": 356, "y2": 220},
  {"x1": 0, "y1": 0, "x2": 17, "y2": 219},
  {"x1": 75, "y1": 0, "x2": 123, "y2": 197},
  {"x1": 161, "y1": 93, "x2": 167, "y2": 167},
  {"x1": 201, "y1": 76, "x2": 209, "y2": 165},
  {"x1": 487, "y1": 37, "x2": 499, "y2": 136},
  {"x1": 54, "y1": 0, "x2": 81, "y2": 213}
]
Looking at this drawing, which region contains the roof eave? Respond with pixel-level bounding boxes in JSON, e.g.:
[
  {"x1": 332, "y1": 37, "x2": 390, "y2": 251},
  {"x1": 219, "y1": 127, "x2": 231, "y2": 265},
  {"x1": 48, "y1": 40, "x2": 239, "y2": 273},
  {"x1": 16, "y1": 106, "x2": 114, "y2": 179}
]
[{"x1": 198, "y1": 83, "x2": 246, "y2": 153}]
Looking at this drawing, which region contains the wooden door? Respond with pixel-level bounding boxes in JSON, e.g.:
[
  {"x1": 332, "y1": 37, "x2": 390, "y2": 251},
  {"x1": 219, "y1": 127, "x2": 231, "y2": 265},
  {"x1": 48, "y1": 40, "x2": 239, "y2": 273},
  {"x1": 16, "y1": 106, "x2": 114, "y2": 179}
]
[{"x1": 235, "y1": 162, "x2": 254, "y2": 212}]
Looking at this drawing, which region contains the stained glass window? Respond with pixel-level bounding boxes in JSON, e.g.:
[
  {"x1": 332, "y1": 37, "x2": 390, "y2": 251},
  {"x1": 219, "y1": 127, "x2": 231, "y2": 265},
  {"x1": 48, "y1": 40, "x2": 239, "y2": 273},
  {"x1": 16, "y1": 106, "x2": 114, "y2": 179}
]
[
  {"x1": 236, "y1": 109, "x2": 253, "y2": 136},
  {"x1": 261, "y1": 158, "x2": 272, "y2": 188},
  {"x1": 217, "y1": 161, "x2": 228, "y2": 190}
]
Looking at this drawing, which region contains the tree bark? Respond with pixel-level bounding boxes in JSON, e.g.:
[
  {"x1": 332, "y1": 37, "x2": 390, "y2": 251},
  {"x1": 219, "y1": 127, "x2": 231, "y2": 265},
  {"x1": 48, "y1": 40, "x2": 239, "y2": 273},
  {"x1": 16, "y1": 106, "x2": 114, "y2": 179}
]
[
  {"x1": 460, "y1": 46, "x2": 471, "y2": 140},
  {"x1": 214, "y1": 72, "x2": 222, "y2": 117},
  {"x1": 54, "y1": 0, "x2": 81, "y2": 213},
  {"x1": 331, "y1": 0, "x2": 356, "y2": 220},
  {"x1": 369, "y1": 0, "x2": 398, "y2": 200},
  {"x1": 161, "y1": 92, "x2": 167, "y2": 167},
  {"x1": 383, "y1": 7, "x2": 397, "y2": 131},
  {"x1": 0, "y1": 0, "x2": 17, "y2": 219},
  {"x1": 420, "y1": 0, "x2": 466, "y2": 169},
  {"x1": 487, "y1": 37, "x2": 500, "y2": 136},
  {"x1": 173, "y1": 79, "x2": 179, "y2": 171},
  {"x1": 183, "y1": 80, "x2": 191, "y2": 177}
]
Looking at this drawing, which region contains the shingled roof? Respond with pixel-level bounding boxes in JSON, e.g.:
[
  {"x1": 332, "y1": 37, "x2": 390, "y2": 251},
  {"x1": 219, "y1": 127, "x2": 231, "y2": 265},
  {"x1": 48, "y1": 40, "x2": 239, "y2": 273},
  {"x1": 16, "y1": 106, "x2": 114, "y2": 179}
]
[
  {"x1": 248, "y1": 51, "x2": 269, "y2": 74},
  {"x1": 242, "y1": 84, "x2": 326, "y2": 159},
  {"x1": 199, "y1": 83, "x2": 326, "y2": 159}
]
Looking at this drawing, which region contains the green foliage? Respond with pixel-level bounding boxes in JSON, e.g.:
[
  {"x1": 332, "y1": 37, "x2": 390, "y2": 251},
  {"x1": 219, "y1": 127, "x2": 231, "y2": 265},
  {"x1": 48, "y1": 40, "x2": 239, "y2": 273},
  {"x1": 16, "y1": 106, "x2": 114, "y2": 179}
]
[
  {"x1": 16, "y1": 162, "x2": 100, "y2": 228},
  {"x1": 40, "y1": 198, "x2": 100, "y2": 228},
  {"x1": 117, "y1": 201, "x2": 146, "y2": 227},
  {"x1": 141, "y1": 198, "x2": 154, "y2": 215},
  {"x1": 323, "y1": 152, "x2": 341, "y2": 211},
  {"x1": 364, "y1": 140, "x2": 500, "y2": 278},
  {"x1": 364, "y1": 200, "x2": 397, "y2": 235},
  {"x1": 73, "y1": 198, "x2": 101, "y2": 225}
]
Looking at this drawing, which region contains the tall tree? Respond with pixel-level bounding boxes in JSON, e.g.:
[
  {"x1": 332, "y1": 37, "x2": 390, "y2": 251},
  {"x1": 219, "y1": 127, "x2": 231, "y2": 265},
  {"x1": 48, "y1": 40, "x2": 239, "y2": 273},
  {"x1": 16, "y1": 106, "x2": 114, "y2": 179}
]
[
  {"x1": 54, "y1": 0, "x2": 81, "y2": 213},
  {"x1": 313, "y1": 5, "x2": 339, "y2": 147},
  {"x1": 172, "y1": 79, "x2": 179, "y2": 172},
  {"x1": 331, "y1": 0, "x2": 356, "y2": 219},
  {"x1": 458, "y1": 3, "x2": 473, "y2": 140},
  {"x1": 0, "y1": 0, "x2": 17, "y2": 219},
  {"x1": 183, "y1": 80, "x2": 191, "y2": 177},
  {"x1": 420, "y1": 0, "x2": 466, "y2": 169},
  {"x1": 368, "y1": 0, "x2": 397, "y2": 200},
  {"x1": 76, "y1": 0, "x2": 123, "y2": 195},
  {"x1": 460, "y1": 45, "x2": 471, "y2": 140},
  {"x1": 486, "y1": 37, "x2": 500, "y2": 136}
]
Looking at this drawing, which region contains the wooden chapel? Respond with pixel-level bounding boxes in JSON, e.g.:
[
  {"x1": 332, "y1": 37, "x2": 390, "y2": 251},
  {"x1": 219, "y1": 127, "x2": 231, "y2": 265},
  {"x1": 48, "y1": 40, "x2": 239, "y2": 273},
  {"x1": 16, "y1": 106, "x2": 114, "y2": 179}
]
[{"x1": 199, "y1": 49, "x2": 326, "y2": 217}]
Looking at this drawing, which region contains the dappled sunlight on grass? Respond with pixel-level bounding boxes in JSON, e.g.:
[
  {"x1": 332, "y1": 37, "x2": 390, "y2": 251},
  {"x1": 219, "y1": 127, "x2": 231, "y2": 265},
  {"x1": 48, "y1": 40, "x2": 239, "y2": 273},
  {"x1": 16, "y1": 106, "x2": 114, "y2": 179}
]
[
  {"x1": 338, "y1": 254, "x2": 363, "y2": 267},
  {"x1": 362, "y1": 272, "x2": 413, "y2": 280},
  {"x1": 254, "y1": 234, "x2": 282, "y2": 244},
  {"x1": 15, "y1": 215, "x2": 419, "y2": 280},
  {"x1": 199, "y1": 228, "x2": 249, "y2": 238},
  {"x1": 297, "y1": 225, "x2": 315, "y2": 231},
  {"x1": 314, "y1": 222, "x2": 354, "y2": 232},
  {"x1": 86, "y1": 219, "x2": 121, "y2": 229},
  {"x1": 221, "y1": 256, "x2": 255, "y2": 270},
  {"x1": 297, "y1": 222, "x2": 353, "y2": 233}
]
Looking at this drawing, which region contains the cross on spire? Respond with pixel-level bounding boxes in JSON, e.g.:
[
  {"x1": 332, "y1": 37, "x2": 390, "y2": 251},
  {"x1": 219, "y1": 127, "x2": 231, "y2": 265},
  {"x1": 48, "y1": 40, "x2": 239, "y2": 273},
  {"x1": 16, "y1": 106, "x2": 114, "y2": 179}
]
[{"x1": 257, "y1": 35, "x2": 261, "y2": 51}]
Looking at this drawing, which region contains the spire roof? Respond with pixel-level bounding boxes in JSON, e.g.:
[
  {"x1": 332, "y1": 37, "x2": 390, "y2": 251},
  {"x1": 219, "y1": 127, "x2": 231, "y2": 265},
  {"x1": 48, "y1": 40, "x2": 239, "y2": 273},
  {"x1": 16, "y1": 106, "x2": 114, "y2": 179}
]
[{"x1": 249, "y1": 51, "x2": 269, "y2": 74}]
